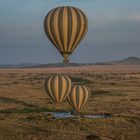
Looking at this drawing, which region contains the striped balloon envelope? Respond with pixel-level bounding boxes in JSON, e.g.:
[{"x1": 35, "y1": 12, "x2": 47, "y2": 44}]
[
  {"x1": 67, "y1": 85, "x2": 90, "y2": 113},
  {"x1": 44, "y1": 74, "x2": 72, "y2": 108},
  {"x1": 44, "y1": 6, "x2": 88, "y2": 63}
]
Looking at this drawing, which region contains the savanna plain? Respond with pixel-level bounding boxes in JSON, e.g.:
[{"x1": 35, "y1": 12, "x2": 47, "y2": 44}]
[{"x1": 0, "y1": 65, "x2": 140, "y2": 140}]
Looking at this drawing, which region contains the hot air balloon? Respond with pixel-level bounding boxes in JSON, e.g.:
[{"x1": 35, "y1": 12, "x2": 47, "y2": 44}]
[
  {"x1": 44, "y1": 6, "x2": 88, "y2": 63},
  {"x1": 68, "y1": 85, "x2": 90, "y2": 114},
  {"x1": 44, "y1": 74, "x2": 72, "y2": 108}
]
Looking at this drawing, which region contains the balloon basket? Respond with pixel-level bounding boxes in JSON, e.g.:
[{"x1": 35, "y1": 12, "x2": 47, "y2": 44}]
[
  {"x1": 70, "y1": 110, "x2": 81, "y2": 116},
  {"x1": 55, "y1": 103, "x2": 61, "y2": 110},
  {"x1": 63, "y1": 59, "x2": 69, "y2": 63}
]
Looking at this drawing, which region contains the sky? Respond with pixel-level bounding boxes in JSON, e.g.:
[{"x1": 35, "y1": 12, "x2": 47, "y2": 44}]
[{"x1": 0, "y1": 0, "x2": 140, "y2": 64}]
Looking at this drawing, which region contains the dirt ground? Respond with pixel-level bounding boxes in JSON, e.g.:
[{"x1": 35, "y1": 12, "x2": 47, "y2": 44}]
[{"x1": 0, "y1": 65, "x2": 140, "y2": 140}]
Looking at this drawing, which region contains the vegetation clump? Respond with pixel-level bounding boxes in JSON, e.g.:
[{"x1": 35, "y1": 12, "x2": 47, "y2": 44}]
[{"x1": 69, "y1": 76, "x2": 92, "y2": 84}]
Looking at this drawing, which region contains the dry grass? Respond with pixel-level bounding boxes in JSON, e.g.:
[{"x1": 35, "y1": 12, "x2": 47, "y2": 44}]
[{"x1": 0, "y1": 65, "x2": 140, "y2": 140}]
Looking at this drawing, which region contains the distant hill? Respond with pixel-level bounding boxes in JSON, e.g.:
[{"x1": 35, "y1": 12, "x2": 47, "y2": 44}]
[
  {"x1": 16, "y1": 63, "x2": 40, "y2": 67},
  {"x1": 109, "y1": 57, "x2": 140, "y2": 65},
  {"x1": 0, "y1": 57, "x2": 139, "y2": 68},
  {"x1": 0, "y1": 62, "x2": 85, "y2": 68},
  {"x1": 35, "y1": 63, "x2": 85, "y2": 68},
  {"x1": 0, "y1": 63, "x2": 40, "y2": 68}
]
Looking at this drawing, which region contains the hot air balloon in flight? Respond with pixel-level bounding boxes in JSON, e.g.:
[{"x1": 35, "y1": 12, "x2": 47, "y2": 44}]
[
  {"x1": 67, "y1": 85, "x2": 90, "y2": 114},
  {"x1": 44, "y1": 6, "x2": 88, "y2": 63},
  {"x1": 44, "y1": 74, "x2": 72, "y2": 108}
]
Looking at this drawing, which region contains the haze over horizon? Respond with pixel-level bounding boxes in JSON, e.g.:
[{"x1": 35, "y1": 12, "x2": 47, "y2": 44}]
[{"x1": 0, "y1": 0, "x2": 140, "y2": 64}]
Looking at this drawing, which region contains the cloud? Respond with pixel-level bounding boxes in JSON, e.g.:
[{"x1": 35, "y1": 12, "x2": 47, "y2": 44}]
[{"x1": 128, "y1": 14, "x2": 140, "y2": 21}]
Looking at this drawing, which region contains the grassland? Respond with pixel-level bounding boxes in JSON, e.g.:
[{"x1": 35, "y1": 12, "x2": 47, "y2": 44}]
[{"x1": 0, "y1": 65, "x2": 140, "y2": 140}]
